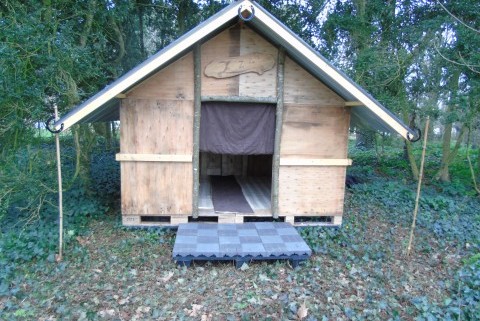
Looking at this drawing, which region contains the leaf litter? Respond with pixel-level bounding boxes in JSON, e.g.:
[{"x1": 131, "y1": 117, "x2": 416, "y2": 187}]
[{"x1": 1, "y1": 186, "x2": 477, "y2": 320}]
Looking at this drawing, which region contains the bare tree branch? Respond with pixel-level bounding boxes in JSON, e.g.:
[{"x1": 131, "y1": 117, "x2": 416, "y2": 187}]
[
  {"x1": 433, "y1": 41, "x2": 480, "y2": 74},
  {"x1": 437, "y1": 1, "x2": 480, "y2": 34}
]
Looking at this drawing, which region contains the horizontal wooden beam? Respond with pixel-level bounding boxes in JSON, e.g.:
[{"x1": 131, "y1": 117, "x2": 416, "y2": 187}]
[
  {"x1": 116, "y1": 154, "x2": 192, "y2": 162},
  {"x1": 279, "y1": 158, "x2": 352, "y2": 166},
  {"x1": 201, "y1": 96, "x2": 277, "y2": 104},
  {"x1": 344, "y1": 101, "x2": 363, "y2": 106},
  {"x1": 115, "y1": 94, "x2": 127, "y2": 99}
]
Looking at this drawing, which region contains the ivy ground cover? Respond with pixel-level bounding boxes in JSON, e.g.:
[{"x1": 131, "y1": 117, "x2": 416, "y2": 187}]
[{"x1": 0, "y1": 146, "x2": 479, "y2": 320}]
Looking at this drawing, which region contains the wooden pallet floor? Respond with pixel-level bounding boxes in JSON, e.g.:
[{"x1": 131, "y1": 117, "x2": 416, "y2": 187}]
[
  {"x1": 172, "y1": 222, "x2": 312, "y2": 268},
  {"x1": 122, "y1": 214, "x2": 341, "y2": 227},
  {"x1": 199, "y1": 176, "x2": 271, "y2": 214}
]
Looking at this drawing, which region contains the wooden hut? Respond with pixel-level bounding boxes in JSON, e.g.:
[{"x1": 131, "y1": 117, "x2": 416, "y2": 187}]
[{"x1": 54, "y1": 0, "x2": 416, "y2": 227}]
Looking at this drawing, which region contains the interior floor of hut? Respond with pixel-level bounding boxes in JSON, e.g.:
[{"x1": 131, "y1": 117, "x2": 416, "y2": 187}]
[{"x1": 198, "y1": 153, "x2": 272, "y2": 215}]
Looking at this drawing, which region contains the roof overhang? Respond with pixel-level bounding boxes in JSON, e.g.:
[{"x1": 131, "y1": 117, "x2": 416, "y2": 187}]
[{"x1": 54, "y1": 0, "x2": 416, "y2": 140}]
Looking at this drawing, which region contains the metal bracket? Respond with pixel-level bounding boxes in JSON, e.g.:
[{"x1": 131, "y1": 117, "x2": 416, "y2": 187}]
[
  {"x1": 238, "y1": 4, "x2": 255, "y2": 21},
  {"x1": 407, "y1": 127, "x2": 421, "y2": 142},
  {"x1": 45, "y1": 116, "x2": 64, "y2": 134}
]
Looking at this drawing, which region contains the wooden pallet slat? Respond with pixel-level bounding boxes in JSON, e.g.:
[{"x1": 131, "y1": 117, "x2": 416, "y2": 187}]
[{"x1": 122, "y1": 214, "x2": 341, "y2": 227}]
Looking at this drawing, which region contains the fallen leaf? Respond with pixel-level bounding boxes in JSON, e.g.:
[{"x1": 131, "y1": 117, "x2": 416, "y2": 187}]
[
  {"x1": 118, "y1": 297, "x2": 130, "y2": 305},
  {"x1": 201, "y1": 313, "x2": 213, "y2": 321},
  {"x1": 160, "y1": 271, "x2": 174, "y2": 282},
  {"x1": 98, "y1": 309, "x2": 115, "y2": 317},
  {"x1": 297, "y1": 301, "x2": 308, "y2": 320},
  {"x1": 136, "y1": 306, "x2": 150, "y2": 313},
  {"x1": 258, "y1": 274, "x2": 271, "y2": 282},
  {"x1": 76, "y1": 236, "x2": 90, "y2": 246},
  {"x1": 188, "y1": 304, "x2": 203, "y2": 317},
  {"x1": 177, "y1": 278, "x2": 185, "y2": 284}
]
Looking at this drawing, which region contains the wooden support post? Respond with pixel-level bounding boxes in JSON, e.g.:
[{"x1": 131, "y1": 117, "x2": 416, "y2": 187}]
[
  {"x1": 272, "y1": 48, "x2": 285, "y2": 219},
  {"x1": 54, "y1": 106, "x2": 64, "y2": 262},
  {"x1": 192, "y1": 44, "x2": 202, "y2": 218}
]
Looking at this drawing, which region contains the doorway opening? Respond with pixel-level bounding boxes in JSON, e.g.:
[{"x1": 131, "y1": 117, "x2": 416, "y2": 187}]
[
  {"x1": 197, "y1": 102, "x2": 276, "y2": 215},
  {"x1": 198, "y1": 153, "x2": 272, "y2": 215}
]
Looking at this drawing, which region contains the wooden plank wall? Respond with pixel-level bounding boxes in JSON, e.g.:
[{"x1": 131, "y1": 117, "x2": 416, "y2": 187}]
[
  {"x1": 279, "y1": 57, "x2": 350, "y2": 216},
  {"x1": 117, "y1": 24, "x2": 351, "y2": 220},
  {"x1": 201, "y1": 26, "x2": 278, "y2": 98},
  {"x1": 120, "y1": 53, "x2": 194, "y2": 216},
  {"x1": 238, "y1": 27, "x2": 277, "y2": 98}
]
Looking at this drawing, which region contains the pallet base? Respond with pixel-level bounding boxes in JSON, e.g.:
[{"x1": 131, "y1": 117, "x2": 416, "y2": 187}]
[{"x1": 123, "y1": 214, "x2": 342, "y2": 227}]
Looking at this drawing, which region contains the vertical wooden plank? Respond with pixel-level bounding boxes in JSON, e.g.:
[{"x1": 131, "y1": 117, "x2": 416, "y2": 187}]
[
  {"x1": 192, "y1": 44, "x2": 201, "y2": 218},
  {"x1": 284, "y1": 57, "x2": 344, "y2": 106},
  {"x1": 239, "y1": 26, "x2": 278, "y2": 98},
  {"x1": 127, "y1": 53, "x2": 194, "y2": 100},
  {"x1": 201, "y1": 27, "x2": 241, "y2": 97},
  {"x1": 272, "y1": 48, "x2": 285, "y2": 218},
  {"x1": 121, "y1": 162, "x2": 192, "y2": 215},
  {"x1": 278, "y1": 166, "x2": 346, "y2": 215},
  {"x1": 121, "y1": 99, "x2": 193, "y2": 154},
  {"x1": 281, "y1": 105, "x2": 350, "y2": 158},
  {"x1": 119, "y1": 54, "x2": 194, "y2": 219}
]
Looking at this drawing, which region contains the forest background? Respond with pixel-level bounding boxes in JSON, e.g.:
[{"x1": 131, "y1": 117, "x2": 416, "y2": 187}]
[{"x1": 0, "y1": 0, "x2": 479, "y2": 320}]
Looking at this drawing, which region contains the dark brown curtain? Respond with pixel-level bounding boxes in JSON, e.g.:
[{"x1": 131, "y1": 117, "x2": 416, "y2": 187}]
[{"x1": 199, "y1": 102, "x2": 275, "y2": 155}]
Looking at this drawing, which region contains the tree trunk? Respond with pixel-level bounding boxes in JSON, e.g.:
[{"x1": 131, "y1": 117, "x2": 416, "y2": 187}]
[
  {"x1": 177, "y1": 1, "x2": 187, "y2": 35},
  {"x1": 92, "y1": 122, "x2": 112, "y2": 150},
  {"x1": 435, "y1": 124, "x2": 467, "y2": 182},
  {"x1": 73, "y1": 124, "x2": 96, "y2": 190},
  {"x1": 136, "y1": 0, "x2": 146, "y2": 59},
  {"x1": 437, "y1": 122, "x2": 453, "y2": 182},
  {"x1": 402, "y1": 111, "x2": 419, "y2": 179},
  {"x1": 405, "y1": 139, "x2": 420, "y2": 180},
  {"x1": 105, "y1": 122, "x2": 112, "y2": 150},
  {"x1": 111, "y1": 121, "x2": 117, "y2": 148},
  {"x1": 79, "y1": 0, "x2": 95, "y2": 48},
  {"x1": 110, "y1": 15, "x2": 125, "y2": 63}
]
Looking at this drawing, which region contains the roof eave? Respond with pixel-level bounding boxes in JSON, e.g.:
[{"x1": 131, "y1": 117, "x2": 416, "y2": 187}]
[
  {"x1": 249, "y1": 2, "x2": 413, "y2": 140},
  {"x1": 54, "y1": 0, "x2": 249, "y2": 131},
  {"x1": 55, "y1": 0, "x2": 414, "y2": 141}
]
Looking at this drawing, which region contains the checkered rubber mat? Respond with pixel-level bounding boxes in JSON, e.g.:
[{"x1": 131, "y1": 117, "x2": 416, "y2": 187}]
[{"x1": 172, "y1": 222, "x2": 312, "y2": 267}]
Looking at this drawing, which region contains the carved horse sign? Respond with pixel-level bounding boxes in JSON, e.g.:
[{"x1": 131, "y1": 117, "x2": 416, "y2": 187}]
[{"x1": 204, "y1": 52, "x2": 275, "y2": 79}]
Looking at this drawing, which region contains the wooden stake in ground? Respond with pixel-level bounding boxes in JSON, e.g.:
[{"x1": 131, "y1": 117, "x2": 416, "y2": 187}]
[
  {"x1": 407, "y1": 116, "x2": 430, "y2": 256},
  {"x1": 54, "y1": 106, "x2": 64, "y2": 262}
]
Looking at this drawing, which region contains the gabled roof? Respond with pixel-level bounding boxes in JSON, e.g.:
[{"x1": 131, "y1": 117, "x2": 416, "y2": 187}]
[{"x1": 54, "y1": 0, "x2": 415, "y2": 140}]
